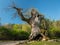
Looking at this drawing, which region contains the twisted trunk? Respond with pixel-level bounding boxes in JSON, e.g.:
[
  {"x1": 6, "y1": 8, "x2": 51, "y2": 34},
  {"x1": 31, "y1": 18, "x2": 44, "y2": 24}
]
[{"x1": 13, "y1": 7, "x2": 48, "y2": 41}]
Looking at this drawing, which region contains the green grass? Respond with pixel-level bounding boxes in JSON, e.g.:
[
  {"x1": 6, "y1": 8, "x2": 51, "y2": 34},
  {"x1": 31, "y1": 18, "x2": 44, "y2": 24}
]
[{"x1": 23, "y1": 41, "x2": 60, "y2": 45}]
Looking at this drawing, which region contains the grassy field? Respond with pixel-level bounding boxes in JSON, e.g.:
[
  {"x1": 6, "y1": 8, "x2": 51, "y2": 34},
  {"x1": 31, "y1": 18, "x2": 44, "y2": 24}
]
[
  {"x1": 18, "y1": 41, "x2": 60, "y2": 45},
  {"x1": 0, "y1": 40, "x2": 60, "y2": 45}
]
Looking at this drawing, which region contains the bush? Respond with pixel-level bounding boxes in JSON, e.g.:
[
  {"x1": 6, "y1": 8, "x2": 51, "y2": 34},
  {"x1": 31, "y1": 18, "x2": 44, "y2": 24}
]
[
  {"x1": 0, "y1": 27, "x2": 30, "y2": 40},
  {"x1": 10, "y1": 30, "x2": 30, "y2": 40},
  {"x1": 16, "y1": 30, "x2": 30, "y2": 40},
  {"x1": 48, "y1": 27, "x2": 60, "y2": 39}
]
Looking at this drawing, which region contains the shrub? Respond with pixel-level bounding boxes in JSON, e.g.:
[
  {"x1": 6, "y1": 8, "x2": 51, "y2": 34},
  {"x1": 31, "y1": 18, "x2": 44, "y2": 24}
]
[
  {"x1": 48, "y1": 27, "x2": 60, "y2": 39},
  {"x1": 0, "y1": 27, "x2": 30, "y2": 40},
  {"x1": 16, "y1": 30, "x2": 30, "y2": 40}
]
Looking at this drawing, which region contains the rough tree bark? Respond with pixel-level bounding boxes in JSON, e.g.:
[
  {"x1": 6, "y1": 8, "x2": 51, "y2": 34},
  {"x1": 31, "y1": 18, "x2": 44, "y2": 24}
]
[{"x1": 12, "y1": 6, "x2": 48, "y2": 41}]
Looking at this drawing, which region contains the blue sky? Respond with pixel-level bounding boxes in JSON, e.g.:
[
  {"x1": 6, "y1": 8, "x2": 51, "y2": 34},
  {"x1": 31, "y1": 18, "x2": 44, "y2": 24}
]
[{"x1": 0, "y1": 0, "x2": 60, "y2": 24}]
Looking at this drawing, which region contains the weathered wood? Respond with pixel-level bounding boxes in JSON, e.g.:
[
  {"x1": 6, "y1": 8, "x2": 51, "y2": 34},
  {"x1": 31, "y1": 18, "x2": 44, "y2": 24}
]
[{"x1": 13, "y1": 7, "x2": 48, "y2": 41}]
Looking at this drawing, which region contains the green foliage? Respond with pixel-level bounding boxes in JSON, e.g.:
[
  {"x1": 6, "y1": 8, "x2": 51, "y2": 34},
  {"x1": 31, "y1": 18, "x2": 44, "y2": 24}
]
[
  {"x1": 24, "y1": 41, "x2": 60, "y2": 45},
  {"x1": 0, "y1": 26, "x2": 30, "y2": 40},
  {"x1": 48, "y1": 27, "x2": 60, "y2": 39},
  {"x1": 48, "y1": 20, "x2": 60, "y2": 39},
  {"x1": 40, "y1": 18, "x2": 60, "y2": 39},
  {"x1": 0, "y1": 20, "x2": 60, "y2": 40}
]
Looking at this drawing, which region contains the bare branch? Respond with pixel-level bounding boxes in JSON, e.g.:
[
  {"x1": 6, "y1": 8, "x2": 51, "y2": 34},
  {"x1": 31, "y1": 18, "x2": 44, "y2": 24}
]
[{"x1": 12, "y1": 6, "x2": 30, "y2": 24}]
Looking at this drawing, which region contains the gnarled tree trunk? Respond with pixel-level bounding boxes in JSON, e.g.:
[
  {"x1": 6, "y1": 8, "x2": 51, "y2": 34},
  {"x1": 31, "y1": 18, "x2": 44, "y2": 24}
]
[{"x1": 12, "y1": 6, "x2": 48, "y2": 41}]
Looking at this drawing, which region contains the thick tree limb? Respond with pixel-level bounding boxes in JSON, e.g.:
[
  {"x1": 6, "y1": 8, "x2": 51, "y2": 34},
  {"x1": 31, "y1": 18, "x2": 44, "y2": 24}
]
[{"x1": 13, "y1": 6, "x2": 30, "y2": 24}]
